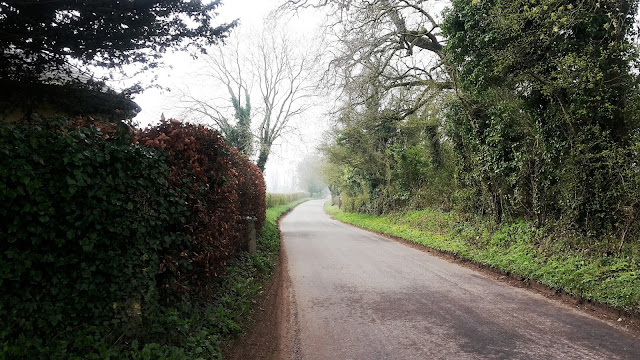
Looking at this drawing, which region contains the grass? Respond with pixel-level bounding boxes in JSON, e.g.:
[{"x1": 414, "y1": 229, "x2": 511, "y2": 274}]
[{"x1": 326, "y1": 202, "x2": 640, "y2": 314}]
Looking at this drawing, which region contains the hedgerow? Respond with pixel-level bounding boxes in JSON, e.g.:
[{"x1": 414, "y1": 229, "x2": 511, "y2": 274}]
[
  {"x1": 0, "y1": 118, "x2": 190, "y2": 357},
  {"x1": 322, "y1": 0, "x2": 640, "y2": 249},
  {"x1": 232, "y1": 147, "x2": 267, "y2": 233},
  {"x1": 0, "y1": 117, "x2": 266, "y2": 358},
  {"x1": 138, "y1": 120, "x2": 234, "y2": 297},
  {"x1": 265, "y1": 192, "x2": 309, "y2": 208}
]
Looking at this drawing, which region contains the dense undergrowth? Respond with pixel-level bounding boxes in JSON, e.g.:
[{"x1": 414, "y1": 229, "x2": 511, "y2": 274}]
[
  {"x1": 322, "y1": 0, "x2": 640, "y2": 251},
  {"x1": 90, "y1": 198, "x2": 304, "y2": 359},
  {"x1": 326, "y1": 203, "x2": 640, "y2": 314}
]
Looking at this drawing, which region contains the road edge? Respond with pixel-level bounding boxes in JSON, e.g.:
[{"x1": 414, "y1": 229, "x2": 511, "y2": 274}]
[
  {"x1": 323, "y1": 204, "x2": 640, "y2": 336},
  {"x1": 225, "y1": 202, "x2": 306, "y2": 360}
]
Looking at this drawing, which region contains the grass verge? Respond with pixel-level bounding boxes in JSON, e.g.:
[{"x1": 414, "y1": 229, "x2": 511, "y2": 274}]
[{"x1": 326, "y1": 202, "x2": 640, "y2": 315}]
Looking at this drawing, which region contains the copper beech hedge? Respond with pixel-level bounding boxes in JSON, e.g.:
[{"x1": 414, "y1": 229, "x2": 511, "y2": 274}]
[{"x1": 136, "y1": 119, "x2": 266, "y2": 297}]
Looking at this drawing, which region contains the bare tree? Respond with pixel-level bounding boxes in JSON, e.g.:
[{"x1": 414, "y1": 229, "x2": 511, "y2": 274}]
[
  {"x1": 279, "y1": 0, "x2": 446, "y2": 56},
  {"x1": 175, "y1": 37, "x2": 254, "y2": 155},
  {"x1": 177, "y1": 20, "x2": 323, "y2": 172},
  {"x1": 251, "y1": 21, "x2": 321, "y2": 171},
  {"x1": 279, "y1": 0, "x2": 452, "y2": 120}
]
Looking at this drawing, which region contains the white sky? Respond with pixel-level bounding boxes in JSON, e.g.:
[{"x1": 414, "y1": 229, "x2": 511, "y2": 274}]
[{"x1": 125, "y1": 0, "x2": 330, "y2": 193}]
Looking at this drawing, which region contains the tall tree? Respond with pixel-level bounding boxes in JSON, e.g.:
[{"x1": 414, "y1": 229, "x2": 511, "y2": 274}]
[
  {"x1": 292, "y1": 0, "x2": 640, "y2": 237},
  {"x1": 179, "y1": 21, "x2": 323, "y2": 172},
  {"x1": 0, "y1": 0, "x2": 235, "y2": 87},
  {"x1": 442, "y1": 0, "x2": 640, "y2": 228},
  {"x1": 280, "y1": 0, "x2": 451, "y2": 113},
  {"x1": 322, "y1": 49, "x2": 453, "y2": 214},
  {"x1": 252, "y1": 22, "x2": 321, "y2": 171},
  {"x1": 176, "y1": 39, "x2": 255, "y2": 155}
]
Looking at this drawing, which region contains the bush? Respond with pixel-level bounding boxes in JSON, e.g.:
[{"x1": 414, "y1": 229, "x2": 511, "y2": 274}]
[
  {"x1": 1, "y1": 117, "x2": 267, "y2": 358},
  {"x1": 265, "y1": 192, "x2": 309, "y2": 208},
  {"x1": 233, "y1": 148, "x2": 267, "y2": 232},
  {"x1": 0, "y1": 118, "x2": 190, "y2": 357},
  {"x1": 136, "y1": 120, "x2": 266, "y2": 297}
]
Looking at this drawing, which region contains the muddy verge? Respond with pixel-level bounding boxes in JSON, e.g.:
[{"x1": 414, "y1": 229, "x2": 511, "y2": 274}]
[{"x1": 224, "y1": 221, "x2": 297, "y2": 360}]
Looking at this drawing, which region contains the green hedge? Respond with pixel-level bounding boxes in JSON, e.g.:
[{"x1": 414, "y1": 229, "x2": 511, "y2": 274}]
[
  {"x1": 0, "y1": 120, "x2": 190, "y2": 357},
  {"x1": 0, "y1": 118, "x2": 267, "y2": 358},
  {"x1": 265, "y1": 192, "x2": 309, "y2": 208}
]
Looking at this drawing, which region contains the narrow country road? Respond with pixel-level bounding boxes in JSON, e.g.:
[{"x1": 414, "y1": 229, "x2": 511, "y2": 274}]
[{"x1": 279, "y1": 199, "x2": 640, "y2": 360}]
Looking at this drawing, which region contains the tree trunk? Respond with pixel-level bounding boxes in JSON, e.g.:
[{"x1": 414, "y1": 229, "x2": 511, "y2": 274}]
[{"x1": 256, "y1": 144, "x2": 270, "y2": 173}]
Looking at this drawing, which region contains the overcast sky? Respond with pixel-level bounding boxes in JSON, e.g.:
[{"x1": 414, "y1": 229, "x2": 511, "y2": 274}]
[{"x1": 126, "y1": 0, "x2": 330, "y2": 193}]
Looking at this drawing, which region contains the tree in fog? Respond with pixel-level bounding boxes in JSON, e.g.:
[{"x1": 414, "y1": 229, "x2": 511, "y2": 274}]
[
  {"x1": 179, "y1": 19, "x2": 324, "y2": 171},
  {"x1": 176, "y1": 37, "x2": 254, "y2": 155},
  {"x1": 297, "y1": 155, "x2": 327, "y2": 197}
]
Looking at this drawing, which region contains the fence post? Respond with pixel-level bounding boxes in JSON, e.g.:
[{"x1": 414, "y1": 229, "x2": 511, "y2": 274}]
[{"x1": 247, "y1": 217, "x2": 256, "y2": 255}]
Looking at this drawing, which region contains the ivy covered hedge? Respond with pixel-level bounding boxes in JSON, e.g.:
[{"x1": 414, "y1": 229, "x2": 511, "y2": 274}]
[{"x1": 0, "y1": 117, "x2": 266, "y2": 358}]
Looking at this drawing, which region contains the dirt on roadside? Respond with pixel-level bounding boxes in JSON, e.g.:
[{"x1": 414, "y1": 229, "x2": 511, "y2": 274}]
[{"x1": 224, "y1": 237, "x2": 296, "y2": 360}]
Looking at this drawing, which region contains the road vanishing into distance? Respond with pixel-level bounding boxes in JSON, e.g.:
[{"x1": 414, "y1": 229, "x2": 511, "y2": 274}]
[{"x1": 279, "y1": 199, "x2": 640, "y2": 360}]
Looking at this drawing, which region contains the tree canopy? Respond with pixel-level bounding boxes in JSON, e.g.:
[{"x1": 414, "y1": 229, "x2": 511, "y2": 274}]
[
  {"x1": 315, "y1": 0, "x2": 640, "y2": 240},
  {"x1": 441, "y1": 0, "x2": 640, "y2": 228},
  {"x1": 0, "y1": 0, "x2": 236, "y2": 87}
]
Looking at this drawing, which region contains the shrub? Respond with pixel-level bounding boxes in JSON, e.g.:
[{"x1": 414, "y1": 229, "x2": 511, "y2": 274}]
[
  {"x1": 1, "y1": 117, "x2": 267, "y2": 358},
  {"x1": 265, "y1": 192, "x2": 309, "y2": 208},
  {"x1": 136, "y1": 120, "x2": 266, "y2": 297},
  {"x1": 0, "y1": 118, "x2": 190, "y2": 357},
  {"x1": 232, "y1": 148, "x2": 266, "y2": 232}
]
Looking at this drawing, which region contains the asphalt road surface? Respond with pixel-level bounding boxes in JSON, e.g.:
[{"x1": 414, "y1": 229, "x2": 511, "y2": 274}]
[{"x1": 279, "y1": 199, "x2": 640, "y2": 360}]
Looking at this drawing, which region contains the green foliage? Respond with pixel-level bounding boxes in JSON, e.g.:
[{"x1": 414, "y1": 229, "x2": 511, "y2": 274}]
[
  {"x1": 389, "y1": 116, "x2": 457, "y2": 210},
  {"x1": 324, "y1": 203, "x2": 341, "y2": 216},
  {"x1": 265, "y1": 192, "x2": 309, "y2": 208},
  {"x1": 103, "y1": 198, "x2": 302, "y2": 360},
  {"x1": 441, "y1": 0, "x2": 640, "y2": 233},
  {"x1": 1, "y1": 117, "x2": 269, "y2": 358},
  {"x1": 225, "y1": 90, "x2": 253, "y2": 156},
  {"x1": 0, "y1": 1, "x2": 235, "y2": 86},
  {"x1": 321, "y1": 0, "x2": 640, "y2": 245},
  {"x1": 323, "y1": 103, "x2": 455, "y2": 215},
  {"x1": 328, "y1": 203, "x2": 640, "y2": 313},
  {"x1": 0, "y1": 118, "x2": 190, "y2": 357}
]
